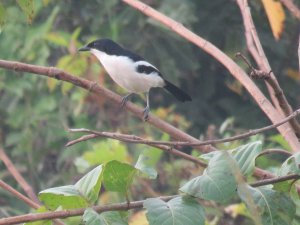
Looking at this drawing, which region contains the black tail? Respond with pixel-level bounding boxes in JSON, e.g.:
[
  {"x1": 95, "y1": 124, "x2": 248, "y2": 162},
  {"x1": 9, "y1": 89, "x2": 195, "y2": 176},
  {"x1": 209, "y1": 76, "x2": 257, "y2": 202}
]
[{"x1": 164, "y1": 80, "x2": 192, "y2": 102}]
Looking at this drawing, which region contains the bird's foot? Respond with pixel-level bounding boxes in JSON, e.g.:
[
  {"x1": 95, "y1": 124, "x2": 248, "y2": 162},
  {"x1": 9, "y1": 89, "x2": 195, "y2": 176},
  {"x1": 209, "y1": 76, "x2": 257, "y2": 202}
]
[
  {"x1": 120, "y1": 94, "x2": 133, "y2": 109},
  {"x1": 143, "y1": 106, "x2": 150, "y2": 121}
]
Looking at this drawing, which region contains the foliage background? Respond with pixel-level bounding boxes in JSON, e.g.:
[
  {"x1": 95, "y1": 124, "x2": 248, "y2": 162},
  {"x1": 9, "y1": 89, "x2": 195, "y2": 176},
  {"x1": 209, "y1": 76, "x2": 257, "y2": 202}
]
[{"x1": 0, "y1": 0, "x2": 299, "y2": 224}]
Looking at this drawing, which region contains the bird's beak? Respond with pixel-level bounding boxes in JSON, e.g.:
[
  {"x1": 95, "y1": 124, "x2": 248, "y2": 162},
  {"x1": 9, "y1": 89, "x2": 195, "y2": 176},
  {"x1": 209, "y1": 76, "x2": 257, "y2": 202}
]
[{"x1": 78, "y1": 46, "x2": 90, "y2": 52}]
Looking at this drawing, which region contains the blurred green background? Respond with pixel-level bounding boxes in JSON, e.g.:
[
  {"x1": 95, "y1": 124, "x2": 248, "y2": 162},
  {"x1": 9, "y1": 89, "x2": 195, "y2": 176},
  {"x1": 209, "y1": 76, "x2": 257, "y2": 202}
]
[{"x1": 0, "y1": 0, "x2": 299, "y2": 222}]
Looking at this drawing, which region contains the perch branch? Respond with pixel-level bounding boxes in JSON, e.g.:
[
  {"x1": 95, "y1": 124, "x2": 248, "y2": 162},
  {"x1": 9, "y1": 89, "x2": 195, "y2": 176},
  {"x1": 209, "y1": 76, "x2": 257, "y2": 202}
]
[{"x1": 68, "y1": 107, "x2": 300, "y2": 147}]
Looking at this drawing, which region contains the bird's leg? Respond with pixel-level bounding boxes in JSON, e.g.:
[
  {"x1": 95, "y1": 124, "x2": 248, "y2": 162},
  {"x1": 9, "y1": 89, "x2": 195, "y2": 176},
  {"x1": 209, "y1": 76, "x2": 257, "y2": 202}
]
[
  {"x1": 143, "y1": 92, "x2": 150, "y2": 121},
  {"x1": 120, "y1": 93, "x2": 134, "y2": 109}
]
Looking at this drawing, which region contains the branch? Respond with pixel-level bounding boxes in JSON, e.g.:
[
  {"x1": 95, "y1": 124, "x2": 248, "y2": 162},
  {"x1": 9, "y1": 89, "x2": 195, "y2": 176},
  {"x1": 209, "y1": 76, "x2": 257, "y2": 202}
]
[
  {"x1": 299, "y1": 31, "x2": 300, "y2": 79},
  {"x1": 1, "y1": 171, "x2": 299, "y2": 225},
  {"x1": 280, "y1": 0, "x2": 300, "y2": 19},
  {"x1": 68, "y1": 108, "x2": 300, "y2": 147},
  {"x1": 0, "y1": 195, "x2": 176, "y2": 225},
  {"x1": 66, "y1": 132, "x2": 207, "y2": 167},
  {"x1": 0, "y1": 59, "x2": 213, "y2": 154},
  {"x1": 120, "y1": 0, "x2": 300, "y2": 152},
  {"x1": 0, "y1": 180, "x2": 40, "y2": 209},
  {"x1": 236, "y1": 0, "x2": 300, "y2": 138},
  {"x1": 251, "y1": 174, "x2": 300, "y2": 187},
  {"x1": 0, "y1": 148, "x2": 39, "y2": 203},
  {"x1": 258, "y1": 149, "x2": 292, "y2": 157}
]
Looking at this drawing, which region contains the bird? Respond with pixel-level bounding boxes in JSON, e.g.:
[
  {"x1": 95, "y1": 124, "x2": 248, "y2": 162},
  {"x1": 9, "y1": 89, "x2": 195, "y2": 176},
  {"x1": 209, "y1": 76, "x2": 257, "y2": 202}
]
[{"x1": 78, "y1": 38, "x2": 192, "y2": 120}]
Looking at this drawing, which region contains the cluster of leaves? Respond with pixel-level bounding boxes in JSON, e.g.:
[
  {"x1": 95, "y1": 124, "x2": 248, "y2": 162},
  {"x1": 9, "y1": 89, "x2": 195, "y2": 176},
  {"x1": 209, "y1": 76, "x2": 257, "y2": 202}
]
[{"x1": 23, "y1": 141, "x2": 299, "y2": 225}]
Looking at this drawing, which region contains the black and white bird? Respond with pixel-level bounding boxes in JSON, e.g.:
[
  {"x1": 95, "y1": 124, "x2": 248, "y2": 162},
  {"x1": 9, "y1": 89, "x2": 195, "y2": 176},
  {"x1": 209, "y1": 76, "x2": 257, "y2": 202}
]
[{"x1": 78, "y1": 38, "x2": 192, "y2": 120}]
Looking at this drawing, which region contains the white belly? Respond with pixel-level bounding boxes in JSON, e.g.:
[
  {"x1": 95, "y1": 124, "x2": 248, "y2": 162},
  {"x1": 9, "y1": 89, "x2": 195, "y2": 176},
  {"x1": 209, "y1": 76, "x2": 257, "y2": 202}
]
[{"x1": 91, "y1": 49, "x2": 165, "y2": 93}]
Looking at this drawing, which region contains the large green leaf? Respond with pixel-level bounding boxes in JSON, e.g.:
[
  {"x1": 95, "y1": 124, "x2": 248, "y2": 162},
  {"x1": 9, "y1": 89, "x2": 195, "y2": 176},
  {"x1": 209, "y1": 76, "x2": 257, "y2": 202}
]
[
  {"x1": 200, "y1": 141, "x2": 262, "y2": 176},
  {"x1": 82, "y1": 140, "x2": 129, "y2": 166},
  {"x1": 230, "y1": 141, "x2": 262, "y2": 176},
  {"x1": 39, "y1": 185, "x2": 88, "y2": 210},
  {"x1": 144, "y1": 196, "x2": 205, "y2": 225},
  {"x1": 103, "y1": 160, "x2": 137, "y2": 193},
  {"x1": 278, "y1": 152, "x2": 300, "y2": 176},
  {"x1": 39, "y1": 165, "x2": 104, "y2": 209},
  {"x1": 135, "y1": 151, "x2": 158, "y2": 179},
  {"x1": 82, "y1": 208, "x2": 128, "y2": 225},
  {"x1": 180, "y1": 151, "x2": 237, "y2": 202},
  {"x1": 238, "y1": 185, "x2": 295, "y2": 225},
  {"x1": 75, "y1": 165, "x2": 104, "y2": 203}
]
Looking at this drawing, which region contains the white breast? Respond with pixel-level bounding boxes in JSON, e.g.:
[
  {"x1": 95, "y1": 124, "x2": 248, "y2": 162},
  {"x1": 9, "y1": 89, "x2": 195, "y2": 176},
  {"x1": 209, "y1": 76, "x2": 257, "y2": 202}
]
[{"x1": 90, "y1": 49, "x2": 165, "y2": 93}]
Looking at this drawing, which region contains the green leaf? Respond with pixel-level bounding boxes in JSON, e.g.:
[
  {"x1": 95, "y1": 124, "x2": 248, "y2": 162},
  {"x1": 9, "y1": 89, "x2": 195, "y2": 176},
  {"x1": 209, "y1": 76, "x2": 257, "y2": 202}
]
[
  {"x1": 135, "y1": 151, "x2": 158, "y2": 179},
  {"x1": 83, "y1": 140, "x2": 129, "y2": 165},
  {"x1": 144, "y1": 196, "x2": 205, "y2": 225},
  {"x1": 17, "y1": 0, "x2": 35, "y2": 23},
  {"x1": 39, "y1": 185, "x2": 88, "y2": 210},
  {"x1": 238, "y1": 185, "x2": 295, "y2": 225},
  {"x1": 200, "y1": 141, "x2": 262, "y2": 176},
  {"x1": 75, "y1": 165, "x2": 104, "y2": 204},
  {"x1": 180, "y1": 151, "x2": 237, "y2": 202},
  {"x1": 39, "y1": 165, "x2": 104, "y2": 209},
  {"x1": 103, "y1": 160, "x2": 137, "y2": 193},
  {"x1": 230, "y1": 141, "x2": 263, "y2": 176},
  {"x1": 82, "y1": 208, "x2": 128, "y2": 225},
  {"x1": 0, "y1": 3, "x2": 5, "y2": 29},
  {"x1": 45, "y1": 32, "x2": 69, "y2": 47},
  {"x1": 278, "y1": 152, "x2": 300, "y2": 176}
]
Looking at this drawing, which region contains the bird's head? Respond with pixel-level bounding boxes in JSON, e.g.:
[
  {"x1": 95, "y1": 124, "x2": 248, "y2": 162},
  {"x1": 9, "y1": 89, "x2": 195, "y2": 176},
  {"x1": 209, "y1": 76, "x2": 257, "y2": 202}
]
[{"x1": 78, "y1": 39, "x2": 122, "y2": 55}]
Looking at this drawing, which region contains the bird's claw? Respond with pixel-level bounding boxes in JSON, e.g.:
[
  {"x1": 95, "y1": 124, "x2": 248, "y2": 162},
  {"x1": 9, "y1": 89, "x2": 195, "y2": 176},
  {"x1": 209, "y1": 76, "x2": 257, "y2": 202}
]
[
  {"x1": 120, "y1": 94, "x2": 132, "y2": 109},
  {"x1": 143, "y1": 106, "x2": 150, "y2": 121}
]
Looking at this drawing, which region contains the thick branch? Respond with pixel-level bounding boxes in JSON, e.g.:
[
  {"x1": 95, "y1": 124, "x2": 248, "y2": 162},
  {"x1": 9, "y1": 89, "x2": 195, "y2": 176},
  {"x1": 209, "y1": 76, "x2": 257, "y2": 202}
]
[
  {"x1": 68, "y1": 108, "x2": 300, "y2": 147},
  {"x1": 120, "y1": 0, "x2": 300, "y2": 151},
  {"x1": 236, "y1": 0, "x2": 300, "y2": 137}
]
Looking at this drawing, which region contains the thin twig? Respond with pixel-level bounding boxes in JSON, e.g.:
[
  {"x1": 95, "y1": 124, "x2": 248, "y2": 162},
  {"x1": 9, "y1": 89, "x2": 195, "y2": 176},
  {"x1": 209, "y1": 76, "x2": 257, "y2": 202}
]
[
  {"x1": 258, "y1": 149, "x2": 292, "y2": 157},
  {"x1": 0, "y1": 180, "x2": 39, "y2": 209},
  {"x1": 251, "y1": 174, "x2": 300, "y2": 187},
  {"x1": 0, "y1": 195, "x2": 176, "y2": 225},
  {"x1": 66, "y1": 132, "x2": 207, "y2": 167},
  {"x1": 0, "y1": 148, "x2": 39, "y2": 203},
  {"x1": 68, "y1": 108, "x2": 300, "y2": 147}
]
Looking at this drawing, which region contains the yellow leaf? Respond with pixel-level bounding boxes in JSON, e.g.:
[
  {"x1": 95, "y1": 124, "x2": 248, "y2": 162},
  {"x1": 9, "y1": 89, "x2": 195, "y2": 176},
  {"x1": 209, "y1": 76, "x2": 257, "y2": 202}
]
[
  {"x1": 224, "y1": 203, "x2": 250, "y2": 218},
  {"x1": 129, "y1": 210, "x2": 149, "y2": 225},
  {"x1": 286, "y1": 68, "x2": 300, "y2": 81},
  {"x1": 261, "y1": 0, "x2": 285, "y2": 40}
]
